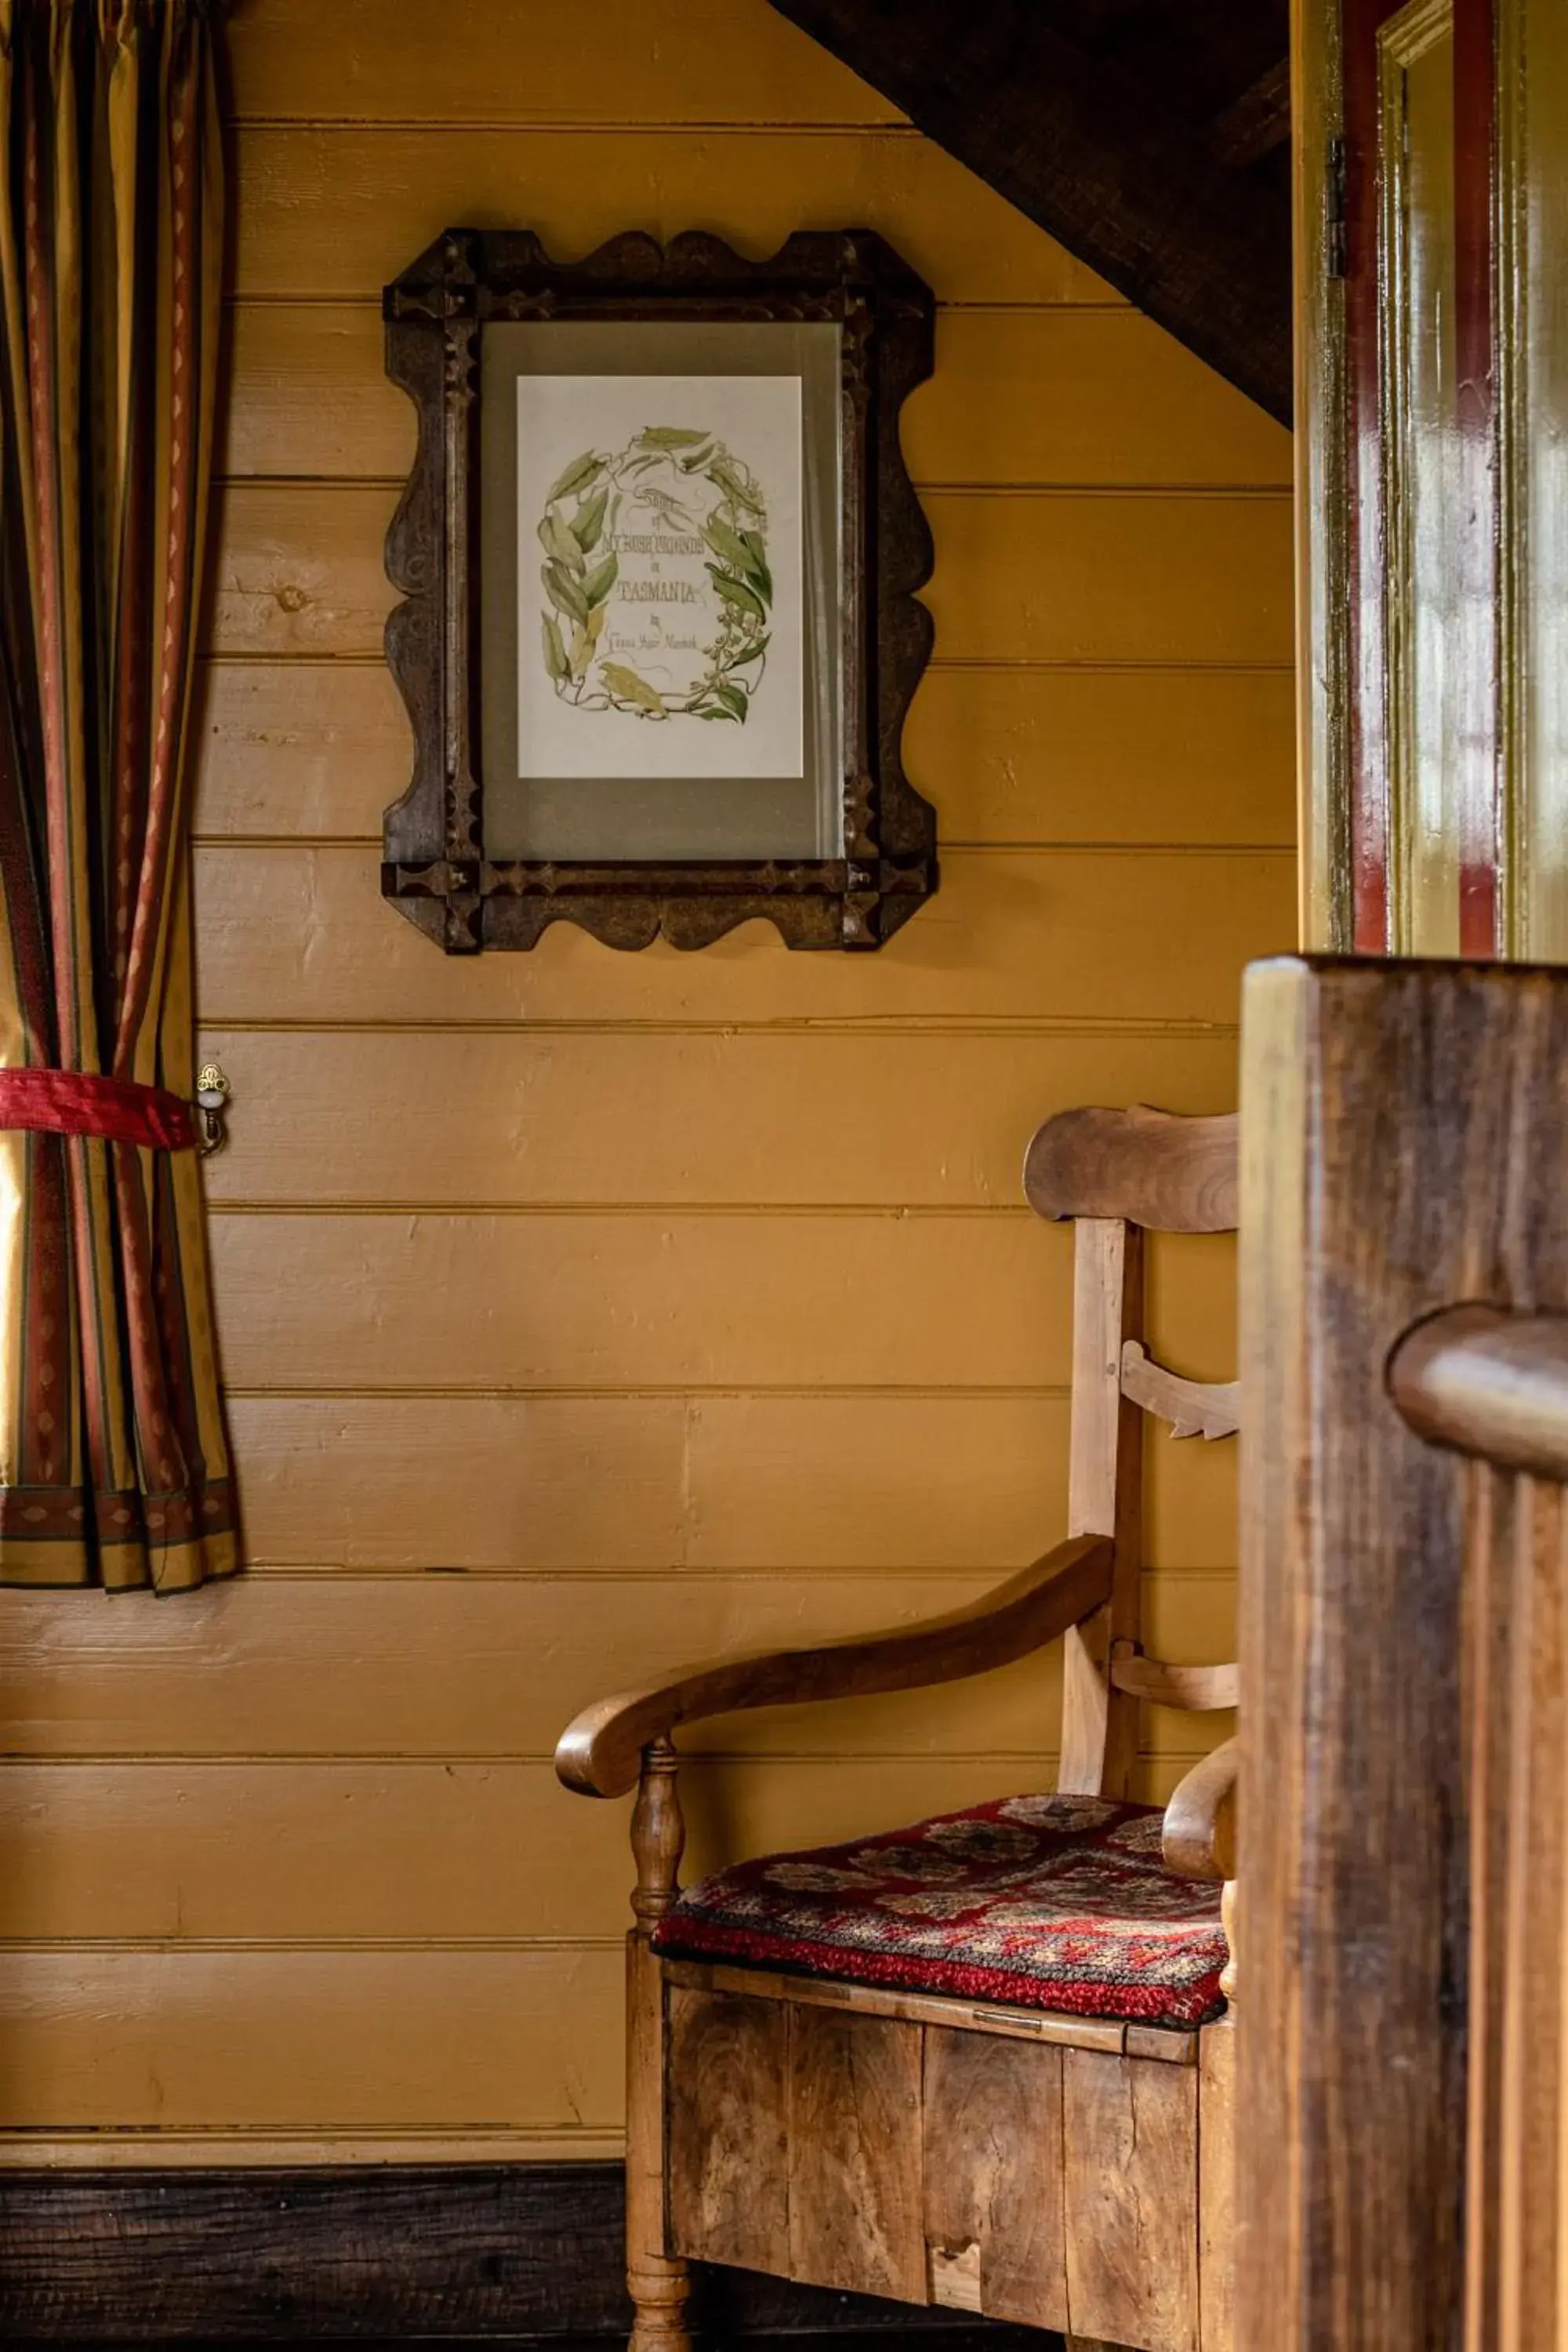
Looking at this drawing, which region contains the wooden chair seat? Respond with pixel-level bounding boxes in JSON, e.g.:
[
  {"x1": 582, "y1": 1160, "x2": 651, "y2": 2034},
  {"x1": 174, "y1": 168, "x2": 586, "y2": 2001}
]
[{"x1": 652, "y1": 1789, "x2": 1229, "y2": 2031}]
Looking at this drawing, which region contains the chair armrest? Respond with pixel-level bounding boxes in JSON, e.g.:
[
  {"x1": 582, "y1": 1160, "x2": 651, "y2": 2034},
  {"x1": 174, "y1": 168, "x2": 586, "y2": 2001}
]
[
  {"x1": 1162, "y1": 1735, "x2": 1238, "y2": 1881},
  {"x1": 555, "y1": 1533, "x2": 1115, "y2": 1798}
]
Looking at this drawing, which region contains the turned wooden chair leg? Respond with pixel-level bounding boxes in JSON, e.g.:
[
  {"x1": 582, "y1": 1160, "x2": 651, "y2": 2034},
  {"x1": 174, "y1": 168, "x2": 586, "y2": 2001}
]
[{"x1": 626, "y1": 1737, "x2": 692, "y2": 2352}]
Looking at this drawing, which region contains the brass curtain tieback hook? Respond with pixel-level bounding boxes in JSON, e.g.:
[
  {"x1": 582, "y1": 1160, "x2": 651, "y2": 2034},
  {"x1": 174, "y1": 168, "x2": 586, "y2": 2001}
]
[{"x1": 195, "y1": 1062, "x2": 230, "y2": 1156}]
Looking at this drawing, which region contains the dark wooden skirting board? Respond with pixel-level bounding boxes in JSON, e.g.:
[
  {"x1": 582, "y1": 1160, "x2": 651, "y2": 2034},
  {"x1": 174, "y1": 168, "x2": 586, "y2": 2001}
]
[{"x1": 0, "y1": 2163, "x2": 1058, "y2": 2346}]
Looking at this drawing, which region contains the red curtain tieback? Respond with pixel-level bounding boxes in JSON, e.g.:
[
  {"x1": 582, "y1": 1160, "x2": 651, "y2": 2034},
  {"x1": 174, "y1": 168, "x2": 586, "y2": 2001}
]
[{"x1": 0, "y1": 1069, "x2": 196, "y2": 1150}]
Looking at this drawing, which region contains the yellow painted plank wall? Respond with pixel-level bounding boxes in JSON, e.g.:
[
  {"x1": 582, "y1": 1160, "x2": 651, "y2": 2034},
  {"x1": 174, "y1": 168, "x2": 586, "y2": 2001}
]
[{"x1": 0, "y1": 0, "x2": 1295, "y2": 2165}]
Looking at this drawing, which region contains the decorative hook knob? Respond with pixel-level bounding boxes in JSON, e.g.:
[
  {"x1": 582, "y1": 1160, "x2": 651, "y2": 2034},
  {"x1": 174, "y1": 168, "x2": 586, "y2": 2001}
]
[{"x1": 195, "y1": 1062, "x2": 230, "y2": 1156}]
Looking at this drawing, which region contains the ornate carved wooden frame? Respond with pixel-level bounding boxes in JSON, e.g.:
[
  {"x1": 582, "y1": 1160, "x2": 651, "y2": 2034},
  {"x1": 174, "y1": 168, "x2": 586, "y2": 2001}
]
[{"x1": 381, "y1": 228, "x2": 938, "y2": 953}]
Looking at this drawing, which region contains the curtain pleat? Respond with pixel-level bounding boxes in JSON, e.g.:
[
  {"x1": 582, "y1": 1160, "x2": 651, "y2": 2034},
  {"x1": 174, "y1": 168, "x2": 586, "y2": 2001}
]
[{"x1": 0, "y1": 0, "x2": 235, "y2": 1589}]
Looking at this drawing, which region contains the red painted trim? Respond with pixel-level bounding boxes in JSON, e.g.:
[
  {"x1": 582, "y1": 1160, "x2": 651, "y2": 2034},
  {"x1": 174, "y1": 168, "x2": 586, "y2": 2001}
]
[
  {"x1": 1341, "y1": 0, "x2": 1404, "y2": 953},
  {"x1": 0, "y1": 1070, "x2": 195, "y2": 1152},
  {"x1": 1454, "y1": 0, "x2": 1501, "y2": 956}
]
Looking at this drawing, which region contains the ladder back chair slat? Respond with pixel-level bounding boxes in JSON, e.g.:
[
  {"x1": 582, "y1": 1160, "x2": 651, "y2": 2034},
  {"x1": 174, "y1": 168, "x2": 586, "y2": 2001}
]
[{"x1": 1029, "y1": 1104, "x2": 1240, "y2": 1802}]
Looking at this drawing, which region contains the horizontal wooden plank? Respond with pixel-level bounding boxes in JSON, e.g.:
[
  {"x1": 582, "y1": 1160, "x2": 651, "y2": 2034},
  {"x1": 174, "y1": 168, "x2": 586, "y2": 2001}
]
[
  {"x1": 210, "y1": 484, "x2": 395, "y2": 661},
  {"x1": 1144, "y1": 1410, "x2": 1240, "y2": 1578},
  {"x1": 192, "y1": 658, "x2": 1298, "y2": 850},
  {"x1": 905, "y1": 308, "x2": 1293, "y2": 490},
  {"x1": 902, "y1": 666, "x2": 1296, "y2": 850},
  {"x1": 208, "y1": 481, "x2": 1292, "y2": 667},
  {"x1": 198, "y1": 1027, "x2": 1240, "y2": 1209},
  {"x1": 232, "y1": 1393, "x2": 694, "y2": 1569},
  {"x1": 228, "y1": 0, "x2": 906, "y2": 126},
  {"x1": 202, "y1": 1214, "x2": 1240, "y2": 1392},
  {"x1": 203, "y1": 1210, "x2": 1072, "y2": 1389},
  {"x1": 920, "y1": 493, "x2": 1292, "y2": 670},
  {"x1": 1147, "y1": 1229, "x2": 1239, "y2": 1385},
  {"x1": 234, "y1": 126, "x2": 1118, "y2": 306},
  {"x1": 0, "y1": 1748, "x2": 1223, "y2": 1943},
  {"x1": 666, "y1": 1955, "x2": 1132, "y2": 2054},
  {"x1": 0, "y1": 1947, "x2": 625, "y2": 2130},
  {"x1": 205, "y1": 1392, "x2": 1233, "y2": 1575},
  {"x1": 193, "y1": 662, "x2": 411, "y2": 839},
  {"x1": 0, "y1": 1570, "x2": 1236, "y2": 1760},
  {"x1": 0, "y1": 1760, "x2": 1044, "y2": 1941},
  {"x1": 222, "y1": 305, "x2": 417, "y2": 481},
  {"x1": 682, "y1": 1391, "x2": 1235, "y2": 1577},
  {"x1": 191, "y1": 845, "x2": 1294, "y2": 1027},
  {"x1": 0, "y1": 2129, "x2": 625, "y2": 2163},
  {"x1": 221, "y1": 303, "x2": 1289, "y2": 491}
]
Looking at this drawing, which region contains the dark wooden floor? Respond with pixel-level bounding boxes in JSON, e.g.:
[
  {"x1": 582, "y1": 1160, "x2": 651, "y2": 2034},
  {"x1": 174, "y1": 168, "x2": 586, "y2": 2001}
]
[
  {"x1": 13, "y1": 2339, "x2": 1054, "y2": 2350},
  {"x1": 0, "y1": 2164, "x2": 1056, "y2": 2348}
]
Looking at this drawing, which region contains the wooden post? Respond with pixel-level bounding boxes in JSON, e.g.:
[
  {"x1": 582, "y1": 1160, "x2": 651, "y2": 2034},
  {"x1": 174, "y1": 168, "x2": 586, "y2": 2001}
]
[
  {"x1": 1061, "y1": 1218, "x2": 1145, "y2": 1795},
  {"x1": 1236, "y1": 956, "x2": 1568, "y2": 2350},
  {"x1": 626, "y1": 1737, "x2": 691, "y2": 2352}
]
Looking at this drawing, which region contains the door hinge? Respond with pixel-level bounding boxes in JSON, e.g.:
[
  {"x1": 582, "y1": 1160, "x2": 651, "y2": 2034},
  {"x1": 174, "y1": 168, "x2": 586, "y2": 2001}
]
[{"x1": 1327, "y1": 136, "x2": 1348, "y2": 278}]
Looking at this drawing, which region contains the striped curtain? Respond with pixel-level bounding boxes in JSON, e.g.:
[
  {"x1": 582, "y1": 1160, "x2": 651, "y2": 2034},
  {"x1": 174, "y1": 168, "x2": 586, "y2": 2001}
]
[{"x1": 0, "y1": 0, "x2": 236, "y2": 1589}]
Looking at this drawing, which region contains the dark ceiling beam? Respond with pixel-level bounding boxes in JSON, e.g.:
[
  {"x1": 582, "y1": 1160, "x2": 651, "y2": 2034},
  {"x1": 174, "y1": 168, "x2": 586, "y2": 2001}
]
[
  {"x1": 763, "y1": 0, "x2": 1293, "y2": 423},
  {"x1": 1210, "y1": 58, "x2": 1294, "y2": 171}
]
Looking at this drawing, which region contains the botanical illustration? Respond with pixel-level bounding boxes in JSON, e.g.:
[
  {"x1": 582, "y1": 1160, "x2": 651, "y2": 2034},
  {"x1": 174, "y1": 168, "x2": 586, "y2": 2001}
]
[
  {"x1": 517, "y1": 372, "x2": 803, "y2": 784},
  {"x1": 537, "y1": 426, "x2": 774, "y2": 727}
]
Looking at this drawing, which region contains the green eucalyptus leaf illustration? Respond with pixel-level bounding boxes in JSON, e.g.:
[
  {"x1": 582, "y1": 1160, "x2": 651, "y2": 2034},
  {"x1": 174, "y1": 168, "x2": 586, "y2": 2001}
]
[
  {"x1": 600, "y1": 661, "x2": 666, "y2": 715},
  {"x1": 536, "y1": 426, "x2": 775, "y2": 720},
  {"x1": 740, "y1": 530, "x2": 773, "y2": 603},
  {"x1": 545, "y1": 561, "x2": 590, "y2": 624},
  {"x1": 582, "y1": 553, "x2": 619, "y2": 607},
  {"x1": 541, "y1": 613, "x2": 569, "y2": 682},
  {"x1": 701, "y1": 514, "x2": 754, "y2": 575},
  {"x1": 707, "y1": 567, "x2": 766, "y2": 624},
  {"x1": 708, "y1": 456, "x2": 764, "y2": 516},
  {"x1": 539, "y1": 511, "x2": 586, "y2": 568},
  {"x1": 547, "y1": 450, "x2": 604, "y2": 503},
  {"x1": 571, "y1": 486, "x2": 609, "y2": 550}
]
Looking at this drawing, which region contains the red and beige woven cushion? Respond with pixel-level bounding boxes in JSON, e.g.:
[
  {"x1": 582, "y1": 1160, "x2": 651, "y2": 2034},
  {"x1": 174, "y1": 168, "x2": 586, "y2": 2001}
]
[{"x1": 652, "y1": 1791, "x2": 1228, "y2": 2030}]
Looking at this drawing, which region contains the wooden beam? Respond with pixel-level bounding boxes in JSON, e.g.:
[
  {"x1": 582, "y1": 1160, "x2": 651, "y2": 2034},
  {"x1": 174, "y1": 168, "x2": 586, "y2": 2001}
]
[
  {"x1": 760, "y1": 0, "x2": 1293, "y2": 422},
  {"x1": 1210, "y1": 58, "x2": 1294, "y2": 169}
]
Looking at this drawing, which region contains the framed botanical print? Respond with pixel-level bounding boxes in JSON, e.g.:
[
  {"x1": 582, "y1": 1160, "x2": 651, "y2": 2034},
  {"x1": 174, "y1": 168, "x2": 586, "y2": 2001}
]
[{"x1": 382, "y1": 230, "x2": 938, "y2": 951}]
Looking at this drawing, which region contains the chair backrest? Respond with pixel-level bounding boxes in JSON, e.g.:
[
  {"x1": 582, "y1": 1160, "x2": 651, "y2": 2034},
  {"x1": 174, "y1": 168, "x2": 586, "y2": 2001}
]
[{"x1": 1024, "y1": 1104, "x2": 1240, "y2": 1800}]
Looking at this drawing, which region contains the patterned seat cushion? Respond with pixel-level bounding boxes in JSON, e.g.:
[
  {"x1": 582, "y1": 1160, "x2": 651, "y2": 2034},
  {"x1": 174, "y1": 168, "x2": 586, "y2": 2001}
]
[{"x1": 652, "y1": 1791, "x2": 1228, "y2": 2030}]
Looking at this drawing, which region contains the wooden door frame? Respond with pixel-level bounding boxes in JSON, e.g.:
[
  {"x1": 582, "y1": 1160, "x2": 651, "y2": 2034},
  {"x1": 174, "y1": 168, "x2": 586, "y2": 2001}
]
[{"x1": 1294, "y1": 0, "x2": 1505, "y2": 955}]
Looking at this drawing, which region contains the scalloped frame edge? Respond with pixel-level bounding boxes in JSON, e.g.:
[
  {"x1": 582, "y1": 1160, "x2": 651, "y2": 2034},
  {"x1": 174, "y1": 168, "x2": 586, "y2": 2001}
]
[{"x1": 380, "y1": 227, "x2": 939, "y2": 953}]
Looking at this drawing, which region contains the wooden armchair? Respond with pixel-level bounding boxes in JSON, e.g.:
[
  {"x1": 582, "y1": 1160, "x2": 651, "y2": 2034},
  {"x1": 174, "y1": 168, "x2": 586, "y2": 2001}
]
[{"x1": 557, "y1": 1105, "x2": 1241, "y2": 2352}]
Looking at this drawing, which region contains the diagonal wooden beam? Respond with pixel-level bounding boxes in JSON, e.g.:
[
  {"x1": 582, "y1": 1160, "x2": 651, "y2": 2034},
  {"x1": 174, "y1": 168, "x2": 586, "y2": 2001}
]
[
  {"x1": 1210, "y1": 58, "x2": 1294, "y2": 170},
  {"x1": 762, "y1": 0, "x2": 1293, "y2": 423}
]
